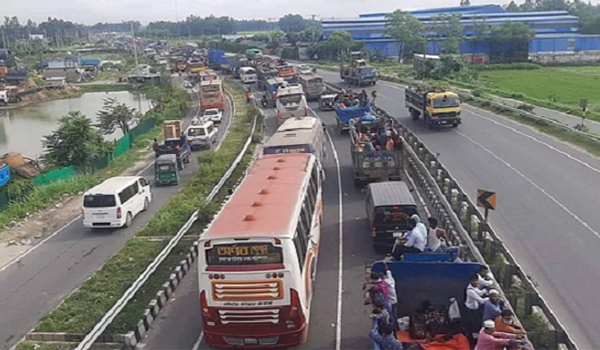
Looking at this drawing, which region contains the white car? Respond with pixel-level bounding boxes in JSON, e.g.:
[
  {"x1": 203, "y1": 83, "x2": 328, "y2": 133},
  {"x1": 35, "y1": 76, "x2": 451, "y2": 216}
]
[
  {"x1": 297, "y1": 64, "x2": 312, "y2": 75},
  {"x1": 202, "y1": 108, "x2": 223, "y2": 123}
]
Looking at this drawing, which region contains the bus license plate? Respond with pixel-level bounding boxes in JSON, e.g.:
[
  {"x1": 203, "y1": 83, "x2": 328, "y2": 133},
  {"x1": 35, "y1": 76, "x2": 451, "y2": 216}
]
[{"x1": 244, "y1": 338, "x2": 258, "y2": 344}]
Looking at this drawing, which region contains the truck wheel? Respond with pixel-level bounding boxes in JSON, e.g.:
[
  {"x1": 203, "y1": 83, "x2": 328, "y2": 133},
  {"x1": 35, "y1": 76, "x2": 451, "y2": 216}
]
[{"x1": 452, "y1": 122, "x2": 459, "y2": 128}]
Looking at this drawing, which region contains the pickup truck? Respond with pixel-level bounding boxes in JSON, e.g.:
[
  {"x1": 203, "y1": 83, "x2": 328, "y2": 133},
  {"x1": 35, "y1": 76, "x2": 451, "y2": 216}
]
[
  {"x1": 340, "y1": 59, "x2": 378, "y2": 86},
  {"x1": 405, "y1": 87, "x2": 461, "y2": 128},
  {"x1": 334, "y1": 101, "x2": 371, "y2": 133}
]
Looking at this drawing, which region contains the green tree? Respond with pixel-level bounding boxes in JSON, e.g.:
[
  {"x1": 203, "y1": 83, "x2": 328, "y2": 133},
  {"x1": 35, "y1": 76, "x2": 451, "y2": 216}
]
[
  {"x1": 96, "y1": 97, "x2": 140, "y2": 135},
  {"x1": 505, "y1": 1, "x2": 521, "y2": 11},
  {"x1": 385, "y1": 10, "x2": 425, "y2": 62},
  {"x1": 278, "y1": 14, "x2": 307, "y2": 33},
  {"x1": 469, "y1": 18, "x2": 491, "y2": 63},
  {"x1": 489, "y1": 22, "x2": 536, "y2": 62},
  {"x1": 42, "y1": 112, "x2": 112, "y2": 168},
  {"x1": 328, "y1": 31, "x2": 354, "y2": 59},
  {"x1": 431, "y1": 13, "x2": 465, "y2": 54}
]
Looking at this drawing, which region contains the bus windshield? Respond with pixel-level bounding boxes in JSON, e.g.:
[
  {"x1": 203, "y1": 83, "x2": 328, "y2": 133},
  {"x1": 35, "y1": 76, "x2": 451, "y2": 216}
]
[{"x1": 206, "y1": 243, "x2": 284, "y2": 265}]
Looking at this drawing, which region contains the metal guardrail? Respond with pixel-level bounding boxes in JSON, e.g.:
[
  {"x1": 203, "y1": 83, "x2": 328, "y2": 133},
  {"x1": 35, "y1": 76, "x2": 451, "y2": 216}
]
[
  {"x1": 325, "y1": 81, "x2": 577, "y2": 350},
  {"x1": 74, "y1": 103, "x2": 260, "y2": 350}
]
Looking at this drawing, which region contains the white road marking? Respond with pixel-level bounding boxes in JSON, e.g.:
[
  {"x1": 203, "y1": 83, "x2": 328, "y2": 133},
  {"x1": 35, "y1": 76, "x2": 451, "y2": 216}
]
[
  {"x1": 191, "y1": 331, "x2": 204, "y2": 350},
  {"x1": 465, "y1": 107, "x2": 600, "y2": 176},
  {"x1": 324, "y1": 127, "x2": 344, "y2": 350},
  {"x1": 0, "y1": 82, "x2": 205, "y2": 274},
  {"x1": 456, "y1": 130, "x2": 597, "y2": 242}
]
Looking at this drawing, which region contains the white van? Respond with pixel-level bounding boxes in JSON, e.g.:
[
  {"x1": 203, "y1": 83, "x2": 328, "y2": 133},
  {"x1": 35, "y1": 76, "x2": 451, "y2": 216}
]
[
  {"x1": 275, "y1": 83, "x2": 308, "y2": 124},
  {"x1": 82, "y1": 176, "x2": 152, "y2": 229},
  {"x1": 187, "y1": 119, "x2": 219, "y2": 150},
  {"x1": 239, "y1": 67, "x2": 257, "y2": 84}
]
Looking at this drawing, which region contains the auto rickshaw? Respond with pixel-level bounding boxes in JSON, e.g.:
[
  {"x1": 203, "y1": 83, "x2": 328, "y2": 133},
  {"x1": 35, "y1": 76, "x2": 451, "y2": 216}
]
[
  {"x1": 319, "y1": 94, "x2": 337, "y2": 111},
  {"x1": 154, "y1": 154, "x2": 179, "y2": 186}
]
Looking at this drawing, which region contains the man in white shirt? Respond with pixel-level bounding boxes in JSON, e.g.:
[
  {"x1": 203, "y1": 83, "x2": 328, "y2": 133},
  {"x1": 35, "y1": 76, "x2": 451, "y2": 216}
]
[
  {"x1": 382, "y1": 261, "x2": 398, "y2": 329},
  {"x1": 478, "y1": 266, "x2": 495, "y2": 290},
  {"x1": 465, "y1": 273, "x2": 489, "y2": 343},
  {"x1": 392, "y1": 219, "x2": 425, "y2": 260},
  {"x1": 426, "y1": 217, "x2": 461, "y2": 261}
]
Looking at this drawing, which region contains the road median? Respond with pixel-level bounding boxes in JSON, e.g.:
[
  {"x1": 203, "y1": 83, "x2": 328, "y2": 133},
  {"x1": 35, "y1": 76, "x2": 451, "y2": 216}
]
[{"x1": 15, "y1": 82, "x2": 264, "y2": 350}]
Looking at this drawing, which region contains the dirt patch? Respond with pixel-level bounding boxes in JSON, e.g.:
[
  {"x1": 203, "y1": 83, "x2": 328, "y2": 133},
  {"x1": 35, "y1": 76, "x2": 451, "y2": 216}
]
[{"x1": 0, "y1": 150, "x2": 155, "y2": 265}]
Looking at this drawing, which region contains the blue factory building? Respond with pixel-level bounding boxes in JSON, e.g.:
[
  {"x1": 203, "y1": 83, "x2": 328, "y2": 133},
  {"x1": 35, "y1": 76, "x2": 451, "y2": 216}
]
[{"x1": 321, "y1": 5, "x2": 600, "y2": 64}]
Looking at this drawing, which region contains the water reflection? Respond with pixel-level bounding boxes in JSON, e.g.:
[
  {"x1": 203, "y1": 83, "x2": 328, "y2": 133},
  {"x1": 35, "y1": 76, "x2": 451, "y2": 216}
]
[{"x1": 0, "y1": 91, "x2": 152, "y2": 159}]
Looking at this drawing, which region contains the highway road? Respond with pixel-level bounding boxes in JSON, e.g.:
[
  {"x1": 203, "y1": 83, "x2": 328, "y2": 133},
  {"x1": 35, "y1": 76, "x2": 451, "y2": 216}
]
[
  {"x1": 317, "y1": 69, "x2": 600, "y2": 349},
  {"x1": 138, "y1": 89, "x2": 430, "y2": 350},
  {"x1": 0, "y1": 81, "x2": 232, "y2": 350}
]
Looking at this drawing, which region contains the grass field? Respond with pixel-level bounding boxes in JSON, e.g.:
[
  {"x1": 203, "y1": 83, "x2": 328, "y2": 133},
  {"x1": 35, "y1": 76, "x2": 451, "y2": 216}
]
[{"x1": 479, "y1": 67, "x2": 600, "y2": 108}]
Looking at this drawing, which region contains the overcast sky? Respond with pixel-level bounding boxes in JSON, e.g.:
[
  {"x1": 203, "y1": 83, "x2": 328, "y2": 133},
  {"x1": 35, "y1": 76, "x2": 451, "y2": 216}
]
[{"x1": 2, "y1": 0, "x2": 552, "y2": 25}]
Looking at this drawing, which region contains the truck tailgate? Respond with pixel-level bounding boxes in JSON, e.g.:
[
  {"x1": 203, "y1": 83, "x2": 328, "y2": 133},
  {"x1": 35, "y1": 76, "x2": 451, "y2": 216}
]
[{"x1": 351, "y1": 150, "x2": 402, "y2": 180}]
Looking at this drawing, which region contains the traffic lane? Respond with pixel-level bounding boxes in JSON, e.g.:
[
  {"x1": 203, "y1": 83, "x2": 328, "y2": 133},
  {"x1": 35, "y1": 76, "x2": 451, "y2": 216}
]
[
  {"x1": 0, "y1": 92, "x2": 228, "y2": 350},
  {"x1": 398, "y1": 118, "x2": 599, "y2": 349},
  {"x1": 362, "y1": 81, "x2": 599, "y2": 348},
  {"x1": 142, "y1": 264, "x2": 201, "y2": 350},
  {"x1": 314, "y1": 106, "x2": 378, "y2": 350}
]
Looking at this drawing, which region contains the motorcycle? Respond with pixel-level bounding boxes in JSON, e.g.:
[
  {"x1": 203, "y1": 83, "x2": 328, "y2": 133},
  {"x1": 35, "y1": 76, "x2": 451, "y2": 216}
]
[{"x1": 261, "y1": 95, "x2": 269, "y2": 108}]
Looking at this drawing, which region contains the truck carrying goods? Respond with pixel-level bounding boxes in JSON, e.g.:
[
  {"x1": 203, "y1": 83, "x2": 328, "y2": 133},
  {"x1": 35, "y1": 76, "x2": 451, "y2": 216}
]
[
  {"x1": 340, "y1": 59, "x2": 378, "y2": 86},
  {"x1": 163, "y1": 120, "x2": 182, "y2": 140},
  {"x1": 405, "y1": 86, "x2": 461, "y2": 128},
  {"x1": 158, "y1": 120, "x2": 190, "y2": 170},
  {"x1": 208, "y1": 49, "x2": 225, "y2": 69}
]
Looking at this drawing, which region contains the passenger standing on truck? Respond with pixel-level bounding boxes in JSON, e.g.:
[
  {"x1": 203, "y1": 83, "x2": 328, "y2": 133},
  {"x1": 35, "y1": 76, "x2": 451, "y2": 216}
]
[
  {"x1": 372, "y1": 90, "x2": 378, "y2": 103},
  {"x1": 385, "y1": 131, "x2": 394, "y2": 151},
  {"x1": 152, "y1": 138, "x2": 160, "y2": 157},
  {"x1": 482, "y1": 289, "x2": 505, "y2": 321},
  {"x1": 478, "y1": 266, "x2": 495, "y2": 290},
  {"x1": 465, "y1": 274, "x2": 489, "y2": 343},
  {"x1": 369, "y1": 322, "x2": 403, "y2": 350},
  {"x1": 382, "y1": 262, "x2": 398, "y2": 329},
  {"x1": 369, "y1": 272, "x2": 390, "y2": 304}
]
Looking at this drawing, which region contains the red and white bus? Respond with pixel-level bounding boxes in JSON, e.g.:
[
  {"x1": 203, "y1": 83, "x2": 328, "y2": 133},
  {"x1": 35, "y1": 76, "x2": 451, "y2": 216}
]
[{"x1": 198, "y1": 153, "x2": 323, "y2": 348}]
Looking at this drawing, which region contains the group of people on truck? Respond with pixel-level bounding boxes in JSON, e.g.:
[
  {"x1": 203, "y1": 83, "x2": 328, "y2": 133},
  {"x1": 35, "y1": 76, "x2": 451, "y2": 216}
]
[
  {"x1": 391, "y1": 216, "x2": 461, "y2": 261},
  {"x1": 351, "y1": 117, "x2": 402, "y2": 153},
  {"x1": 365, "y1": 262, "x2": 402, "y2": 350},
  {"x1": 465, "y1": 268, "x2": 531, "y2": 350},
  {"x1": 336, "y1": 88, "x2": 371, "y2": 108}
]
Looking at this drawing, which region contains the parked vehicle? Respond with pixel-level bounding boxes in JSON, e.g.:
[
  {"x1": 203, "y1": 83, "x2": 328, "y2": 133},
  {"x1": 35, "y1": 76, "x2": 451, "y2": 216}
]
[
  {"x1": 202, "y1": 108, "x2": 223, "y2": 123},
  {"x1": 154, "y1": 154, "x2": 179, "y2": 186},
  {"x1": 275, "y1": 83, "x2": 308, "y2": 124},
  {"x1": 82, "y1": 176, "x2": 152, "y2": 229},
  {"x1": 350, "y1": 118, "x2": 403, "y2": 187},
  {"x1": 318, "y1": 94, "x2": 337, "y2": 111},
  {"x1": 239, "y1": 66, "x2": 258, "y2": 84},
  {"x1": 405, "y1": 86, "x2": 461, "y2": 128},
  {"x1": 186, "y1": 118, "x2": 219, "y2": 150},
  {"x1": 365, "y1": 181, "x2": 416, "y2": 250},
  {"x1": 340, "y1": 59, "x2": 378, "y2": 86},
  {"x1": 297, "y1": 73, "x2": 325, "y2": 101}
]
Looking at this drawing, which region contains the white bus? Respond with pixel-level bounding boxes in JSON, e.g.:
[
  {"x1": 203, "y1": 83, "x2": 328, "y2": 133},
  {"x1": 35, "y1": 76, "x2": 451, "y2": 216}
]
[
  {"x1": 82, "y1": 176, "x2": 152, "y2": 229},
  {"x1": 239, "y1": 67, "x2": 258, "y2": 84},
  {"x1": 198, "y1": 153, "x2": 322, "y2": 349},
  {"x1": 263, "y1": 116, "x2": 326, "y2": 178},
  {"x1": 275, "y1": 83, "x2": 308, "y2": 125}
]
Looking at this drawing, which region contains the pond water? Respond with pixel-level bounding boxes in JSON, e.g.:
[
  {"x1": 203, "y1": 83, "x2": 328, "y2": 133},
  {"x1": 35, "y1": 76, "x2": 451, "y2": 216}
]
[{"x1": 0, "y1": 91, "x2": 153, "y2": 159}]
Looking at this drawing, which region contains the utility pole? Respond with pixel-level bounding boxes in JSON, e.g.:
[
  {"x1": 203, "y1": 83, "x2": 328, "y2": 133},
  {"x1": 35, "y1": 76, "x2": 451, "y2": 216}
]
[
  {"x1": 175, "y1": 3, "x2": 181, "y2": 38},
  {"x1": 131, "y1": 22, "x2": 140, "y2": 75}
]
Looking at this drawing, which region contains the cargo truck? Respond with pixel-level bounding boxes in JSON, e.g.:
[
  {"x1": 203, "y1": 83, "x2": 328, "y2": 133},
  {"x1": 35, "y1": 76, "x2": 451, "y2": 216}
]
[
  {"x1": 350, "y1": 117, "x2": 402, "y2": 187},
  {"x1": 158, "y1": 120, "x2": 191, "y2": 170},
  {"x1": 340, "y1": 59, "x2": 378, "y2": 86},
  {"x1": 405, "y1": 87, "x2": 462, "y2": 128}
]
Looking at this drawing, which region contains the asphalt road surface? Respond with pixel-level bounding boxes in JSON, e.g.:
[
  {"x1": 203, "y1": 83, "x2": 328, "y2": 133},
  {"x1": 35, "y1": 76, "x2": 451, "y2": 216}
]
[
  {"x1": 0, "y1": 79, "x2": 232, "y2": 350},
  {"x1": 138, "y1": 88, "x2": 430, "y2": 350},
  {"x1": 317, "y1": 69, "x2": 599, "y2": 350}
]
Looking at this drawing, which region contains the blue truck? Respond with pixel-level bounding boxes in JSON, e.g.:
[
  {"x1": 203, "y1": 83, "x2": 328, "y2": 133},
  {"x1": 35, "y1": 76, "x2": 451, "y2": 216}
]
[
  {"x1": 340, "y1": 59, "x2": 378, "y2": 86},
  {"x1": 208, "y1": 49, "x2": 225, "y2": 70},
  {"x1": 334, "y1": 101, "x2": 371, "y2": 133},
  {"x1": 369, "y1": 259, "x2": 482, "y2": 350}
]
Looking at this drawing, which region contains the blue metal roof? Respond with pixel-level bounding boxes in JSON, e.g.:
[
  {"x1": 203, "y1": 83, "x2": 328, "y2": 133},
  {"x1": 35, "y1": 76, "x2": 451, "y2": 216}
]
[
  {"x1": 358, "y1": 4, "x2": 504, "y2": 18},
  {"x1": 322, "y1": 16, "x2": 579, "y2": 31},
  {"x1": 534, "y1": 33, "x2": 600, "y2": 38},
  {"x1": 322, "y1": 11, "x2": 574, "y2": 25}
]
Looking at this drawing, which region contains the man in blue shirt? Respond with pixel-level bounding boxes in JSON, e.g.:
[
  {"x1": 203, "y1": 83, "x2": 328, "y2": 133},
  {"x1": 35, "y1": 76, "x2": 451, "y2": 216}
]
[{"x1": 369, "y1": 322, "x2": 402, "y2": 350}]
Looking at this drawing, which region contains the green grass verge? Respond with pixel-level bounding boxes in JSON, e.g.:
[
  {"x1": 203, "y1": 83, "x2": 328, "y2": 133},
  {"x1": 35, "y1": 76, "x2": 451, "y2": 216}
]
[
  {"x1": 77, "y1": 84, "x2": 132, "y2": 93},
  {"x1": 27, "y1": 81, "x2": 262, "y2": 336},
  {"x1": 0, "y1": 83, "x2": 190, "y2": 230}
]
